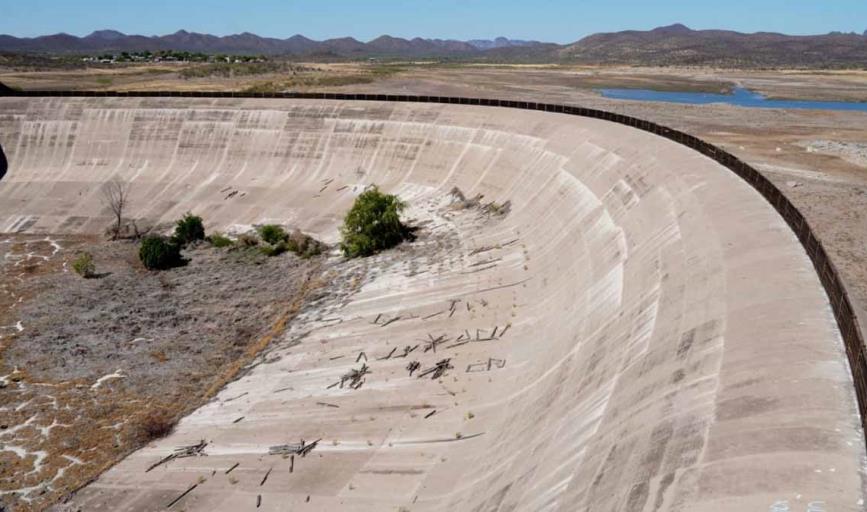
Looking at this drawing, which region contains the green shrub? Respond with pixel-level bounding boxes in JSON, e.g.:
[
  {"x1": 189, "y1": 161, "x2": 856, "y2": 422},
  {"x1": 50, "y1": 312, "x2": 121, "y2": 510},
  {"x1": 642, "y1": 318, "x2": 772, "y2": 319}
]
[
  {"x1": 340, "y1": 186, "x2": 409, "y2": 258},
  {"x1": 139, "y1": 236, "x2": 183, "y2": 270},
  {"x1": 260, "y1": 241, "x2": 288, "y2": 257},
  {"x1": 257, "y1": 224, "x2": 288, "y2": 245},
  {"x1": 208, "y1": 232, "x2": 233, "y2": 248},
  {"x1": 72, "y1": 252, "x2": 96, "y2": 278},
  {"x1": 173, "y1": 212, "x2": 205, "y2": 247}
]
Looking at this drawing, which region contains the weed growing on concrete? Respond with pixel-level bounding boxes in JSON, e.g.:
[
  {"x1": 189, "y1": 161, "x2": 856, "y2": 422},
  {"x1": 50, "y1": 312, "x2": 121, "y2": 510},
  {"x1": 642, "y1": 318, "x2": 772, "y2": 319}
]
[{"x1": 340, "y1": 186, "x2": 411, "y2": 258}]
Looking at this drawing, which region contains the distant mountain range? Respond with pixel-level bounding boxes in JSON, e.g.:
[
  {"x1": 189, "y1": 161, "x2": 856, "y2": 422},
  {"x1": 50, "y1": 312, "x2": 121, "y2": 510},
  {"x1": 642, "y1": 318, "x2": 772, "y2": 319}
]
[
  {"x1": 2, "y1": 25, "x2": 867, "y2": 67},
  {"x1": 561, "y1": 24, "x2": 867, "y2": 67},
  {"x1": 0, "y1": 29, "x2": 544, "y2": 59}
]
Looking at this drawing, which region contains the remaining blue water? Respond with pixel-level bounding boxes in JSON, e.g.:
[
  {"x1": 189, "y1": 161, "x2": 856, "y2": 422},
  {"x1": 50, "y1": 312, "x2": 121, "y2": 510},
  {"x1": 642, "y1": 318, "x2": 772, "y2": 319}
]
[{"x1": 598, "y1": 87, "x2": 867, "y2": 113}]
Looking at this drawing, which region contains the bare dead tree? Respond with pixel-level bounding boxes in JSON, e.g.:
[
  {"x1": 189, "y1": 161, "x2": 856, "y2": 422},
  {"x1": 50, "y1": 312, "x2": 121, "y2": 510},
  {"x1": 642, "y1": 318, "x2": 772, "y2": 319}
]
[{"x1": 102, "y1": 177, "x2": 130, "y2": 240}]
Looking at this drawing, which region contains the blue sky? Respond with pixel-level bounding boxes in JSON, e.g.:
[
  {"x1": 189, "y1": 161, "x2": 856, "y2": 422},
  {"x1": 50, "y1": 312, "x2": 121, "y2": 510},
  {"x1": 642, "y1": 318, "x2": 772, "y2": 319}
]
[{"x1": 1, "y1": 0, "x2": 865, "y2": 43}]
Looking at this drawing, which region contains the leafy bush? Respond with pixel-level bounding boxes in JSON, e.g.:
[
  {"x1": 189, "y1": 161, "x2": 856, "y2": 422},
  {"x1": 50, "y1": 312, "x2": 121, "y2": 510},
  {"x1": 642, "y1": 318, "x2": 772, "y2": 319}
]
[
  {"x1": 340, "y1": 186, "x2": 409, "y2": 258},
  {"x1": 208, "y1": 232, "x2": 233, "y2": 248},
  {"x1": 260, "y1": 241, "x2": 288, "y2": 257},
  {"x1": 255, "y1": 226, "x2": 324, "y2": 258},
  {"x1": 139, "y1": 236, "x2": 183, "y2": 270},
  {"x1": 173, "y1": 212, "x2": 205, "y2": 247},
  {"x1": 72, "y1": 252, "x2": 96, "y2": 278},
  {"x1": 257, "y1": 224, "x2": 288, "y2": 246}
]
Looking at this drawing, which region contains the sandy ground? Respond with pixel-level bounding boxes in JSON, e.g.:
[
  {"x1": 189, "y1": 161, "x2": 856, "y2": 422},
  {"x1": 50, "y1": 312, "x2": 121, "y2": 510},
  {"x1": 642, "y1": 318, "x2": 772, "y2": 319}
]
[
  {"x1": 0, "y1": 235, "x2": 327, "y2": 511},
  {"x1": 0, "y1": 62, "x2": 397, "y2": 93}
]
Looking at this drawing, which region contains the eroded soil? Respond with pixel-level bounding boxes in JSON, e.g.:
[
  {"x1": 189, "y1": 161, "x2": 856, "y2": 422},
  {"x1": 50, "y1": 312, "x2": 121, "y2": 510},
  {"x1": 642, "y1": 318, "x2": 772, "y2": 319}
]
[{"x1": 0, "y1": 236, "x2": 328, "y2": 511}]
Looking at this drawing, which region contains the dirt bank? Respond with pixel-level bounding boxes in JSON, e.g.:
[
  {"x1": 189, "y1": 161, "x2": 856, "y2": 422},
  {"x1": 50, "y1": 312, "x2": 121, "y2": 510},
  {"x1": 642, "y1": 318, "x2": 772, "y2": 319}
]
[{"x1": 0, "y1": 236, "x2": 329, "y2": 511}]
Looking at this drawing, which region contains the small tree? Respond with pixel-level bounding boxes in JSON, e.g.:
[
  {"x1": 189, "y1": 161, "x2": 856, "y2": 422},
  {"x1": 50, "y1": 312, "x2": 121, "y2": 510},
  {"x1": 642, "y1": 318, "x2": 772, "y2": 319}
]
[
  {"x1": 139, "y1": 236, "x2": 182, "y2": 270},
  {"x1": 102, "y1": 177, "x2": 130, "y2": 240},
  {"x1": 173, "y1": 212, "x2": 205, "y2": 247},
  {"x1": 340, "y1": 186, "x2": 409, "y2": 258},
  {"x1": 72, "y1": 252, "x2": 96, "y2": 278}
]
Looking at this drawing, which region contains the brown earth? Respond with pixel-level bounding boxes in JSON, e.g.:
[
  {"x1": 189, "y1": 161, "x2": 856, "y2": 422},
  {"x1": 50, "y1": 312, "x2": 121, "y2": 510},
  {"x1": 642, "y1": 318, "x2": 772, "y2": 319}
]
[{"x1": 0, "y1": 235, "x2": 329, "y2": 511}]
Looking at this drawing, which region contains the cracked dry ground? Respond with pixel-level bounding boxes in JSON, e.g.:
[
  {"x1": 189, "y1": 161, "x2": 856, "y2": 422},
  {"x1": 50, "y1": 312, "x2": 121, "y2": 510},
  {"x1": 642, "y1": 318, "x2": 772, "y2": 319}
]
[{"x1": 0, "y1": 236, "x2": 332, "y2": 511}]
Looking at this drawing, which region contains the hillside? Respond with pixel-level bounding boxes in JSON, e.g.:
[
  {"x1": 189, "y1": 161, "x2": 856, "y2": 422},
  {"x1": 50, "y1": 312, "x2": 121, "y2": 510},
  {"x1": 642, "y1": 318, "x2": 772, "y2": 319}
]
[
  {"x1": 1, "y1": 25, "x2": 866, "y2": 67},
  {"x1": 0, "y1": 30, "x2": 543, "y2": 59},
  {"x1": 562, "y1": 24, "x2": 867, "y2": 68}
]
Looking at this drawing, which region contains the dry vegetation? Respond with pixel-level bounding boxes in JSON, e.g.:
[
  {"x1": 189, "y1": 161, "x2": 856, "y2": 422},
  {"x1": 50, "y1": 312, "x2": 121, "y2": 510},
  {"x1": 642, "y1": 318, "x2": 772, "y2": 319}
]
[
  {"x1": 0, "y1": 235, "x2": 327, "y2": 511},
  {"x1": 0, "y1": 60, "x2": 406, "y2": 93}
]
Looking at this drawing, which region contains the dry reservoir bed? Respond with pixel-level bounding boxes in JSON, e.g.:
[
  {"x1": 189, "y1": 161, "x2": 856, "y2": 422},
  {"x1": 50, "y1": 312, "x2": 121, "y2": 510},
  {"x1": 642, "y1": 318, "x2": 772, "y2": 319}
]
[
  {"x1": 0, "y1": 234, "x2": 329, "y2": 510},
  {"x1": 0, "y1": 97, "x2": 863, "y2": 511}
]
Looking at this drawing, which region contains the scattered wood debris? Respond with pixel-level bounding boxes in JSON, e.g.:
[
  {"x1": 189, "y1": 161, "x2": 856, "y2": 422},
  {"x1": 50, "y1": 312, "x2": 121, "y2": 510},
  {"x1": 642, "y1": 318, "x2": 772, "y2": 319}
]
[
  {"x1": 397, "y1": 344, "x2": 419, "y2": 358},
  {"x1": 333, "y1": 363, "x2": 370, "y2": 390},
  {"x1": 466, "y1": 358, "x2": 507, "y2": 373},
  {"x1": 225, "y1": 462, "x2": 240, "y2": 474},
  {"x1": 316, "y1": 402, "x2": 339, "y2": 408},
  {"x1": 260, "y1": 467, "x2": 272, "y2": 486},
  {"x1": 380, "y1": 316, "x2": 401, "y2": 327},
  {"x1": 319, "y1": 178, "x2": 334, "y2": 193},
  {"x1": 146, "y1": 440, "x2": 208, "y2": 472},
  {"x1": 167, "y1": 483, "x2": 198, "y2": 508},
  {"x1": 423, "y1": 334, "x2": 448, "y2": 353},
  {"x1": 448, "y1": 299, "x2": 460, "y2": 318},
  {"x1": 406, "y1": 361, "x2": 421, "y2": 376},
  {"x1": 378, "y1": 347, "x2": 397, "y2": 360},
  {"x1": 417, "y1": 359, "x2": 454, "y2": 380},
  {"x1": 269, "y1": 439, "x2": 320, "y2": 458},
  {"x1": 468, "y1": 238, "x2": 519, "y2": 256},
  {"x1": 424, "y1": 410, "x2": 437, "y2": 419}
]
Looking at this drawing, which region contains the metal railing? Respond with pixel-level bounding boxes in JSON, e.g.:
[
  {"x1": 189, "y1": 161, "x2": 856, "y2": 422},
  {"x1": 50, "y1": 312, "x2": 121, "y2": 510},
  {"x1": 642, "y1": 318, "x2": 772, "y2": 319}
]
[{"x1": 3, "y1": 88, "x2": 865, "y2": 439}]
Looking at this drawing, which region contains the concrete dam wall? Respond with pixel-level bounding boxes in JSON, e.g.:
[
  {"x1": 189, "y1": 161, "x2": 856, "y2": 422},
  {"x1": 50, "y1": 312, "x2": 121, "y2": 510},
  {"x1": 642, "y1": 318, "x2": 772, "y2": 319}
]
[{"x1": 0, "y1": 97, "x2": 864, "y2": 511}]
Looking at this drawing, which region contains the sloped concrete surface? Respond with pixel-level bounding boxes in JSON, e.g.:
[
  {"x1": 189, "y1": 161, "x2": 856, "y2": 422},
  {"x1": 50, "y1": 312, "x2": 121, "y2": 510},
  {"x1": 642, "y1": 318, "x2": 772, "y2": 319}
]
[{"x1": 0, "y1": 97, "x2": 864, "y2": 511}]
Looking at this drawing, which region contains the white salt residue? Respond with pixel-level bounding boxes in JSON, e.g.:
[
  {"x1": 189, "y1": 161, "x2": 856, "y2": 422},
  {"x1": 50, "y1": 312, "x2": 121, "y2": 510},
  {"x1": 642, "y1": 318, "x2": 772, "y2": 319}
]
[
  {"x1": 0, "y1": 415, "x2": 36, "y2": 436},
  {"x1": 62, "y1": 454, "x2": 84, "y2": 465},
  {"x1": 91, "y1": 369, "x2": 125, "y2": 390},
  {"x1": 45, "y1": 237, "x2": 62, "y2": 256}
]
